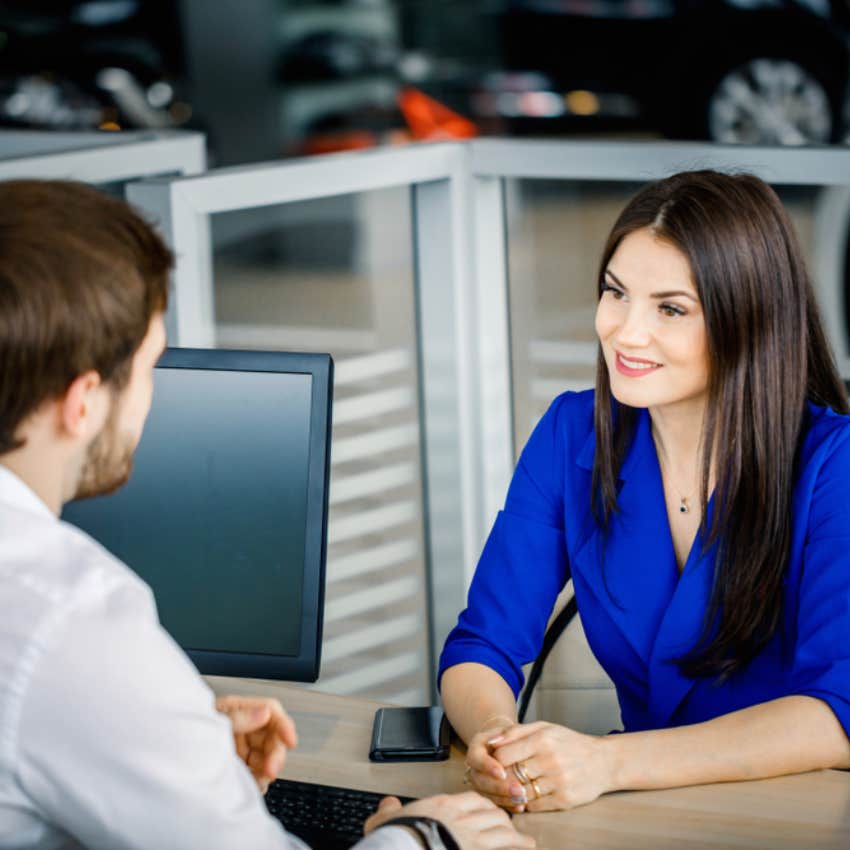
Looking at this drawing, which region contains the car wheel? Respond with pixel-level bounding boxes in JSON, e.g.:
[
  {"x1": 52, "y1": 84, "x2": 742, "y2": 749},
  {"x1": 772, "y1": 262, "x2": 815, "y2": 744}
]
[{"x1": 707, "y1": 58, "x2": 833, "y2": 145}]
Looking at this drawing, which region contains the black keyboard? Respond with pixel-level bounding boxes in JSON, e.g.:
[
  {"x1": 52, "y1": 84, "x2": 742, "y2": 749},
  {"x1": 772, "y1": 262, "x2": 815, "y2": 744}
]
[{"x1": 265, "y1": 778, "x2": 415, "y2": 850}]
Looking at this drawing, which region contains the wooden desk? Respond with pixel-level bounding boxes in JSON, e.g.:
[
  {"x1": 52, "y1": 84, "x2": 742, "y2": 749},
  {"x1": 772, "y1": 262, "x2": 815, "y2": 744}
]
[{"x1": 207, "y1": 677, "x2": 850, "y2": 850}]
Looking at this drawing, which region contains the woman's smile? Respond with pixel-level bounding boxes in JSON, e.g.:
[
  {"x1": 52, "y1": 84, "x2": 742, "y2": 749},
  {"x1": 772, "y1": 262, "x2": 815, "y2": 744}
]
[{"x1": 615, "y1": 351, "x2": 663, "y2": 376}]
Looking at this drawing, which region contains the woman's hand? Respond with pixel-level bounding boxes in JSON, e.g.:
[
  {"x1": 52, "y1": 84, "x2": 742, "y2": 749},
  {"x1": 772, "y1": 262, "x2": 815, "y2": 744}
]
[
  {"x1": 463, "y1": 715, "x2": 531, "y2": 813},
  {"x1": 487, "y1": 721, "x2": 615, "y2": 811},
  {"x1": 215, "y1": 695, "x2": 298, "y2": 793},
  {"x1": 364, "y1": 791, "x2": 537, "y2": 850}
]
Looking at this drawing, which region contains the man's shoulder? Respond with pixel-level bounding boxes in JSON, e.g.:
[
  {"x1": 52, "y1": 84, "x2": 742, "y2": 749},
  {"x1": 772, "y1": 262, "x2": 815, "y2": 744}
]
[
  {"x1": 0, "y1": 505, "x2": 148, "y2": 611},
  {"x1": 0, "y1": 506, "x2": 155, "y2": 702}
]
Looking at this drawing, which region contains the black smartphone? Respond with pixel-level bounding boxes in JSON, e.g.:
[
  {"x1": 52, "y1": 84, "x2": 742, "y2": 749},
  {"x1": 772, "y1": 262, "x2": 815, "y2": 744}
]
[{"x1": 369, "y1": 706, "x2": 451, "y2": 762}]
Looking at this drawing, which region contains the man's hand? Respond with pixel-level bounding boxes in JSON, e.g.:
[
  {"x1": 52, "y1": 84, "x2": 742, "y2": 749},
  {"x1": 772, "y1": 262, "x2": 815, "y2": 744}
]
[
  {"x1": 364, "y1": 791, "x2": 537, "y2": 850},
  {"x1": 215, "y1": 695, "x2": 298, "y2": 793}
]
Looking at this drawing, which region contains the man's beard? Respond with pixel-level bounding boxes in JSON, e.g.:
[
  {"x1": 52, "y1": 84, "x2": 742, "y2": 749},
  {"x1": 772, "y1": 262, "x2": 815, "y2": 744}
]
[{"x1": 74, "y1": 402, "x2": 135, "y2": 500}]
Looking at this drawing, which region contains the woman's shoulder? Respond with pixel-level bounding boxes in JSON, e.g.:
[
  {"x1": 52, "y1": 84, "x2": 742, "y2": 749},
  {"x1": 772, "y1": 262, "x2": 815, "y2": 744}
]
[
  {"x1": 509, "y1": 388, "x2": 596, "y2": 518},
  {"x1": 803, "y1": 400, "x2": 850, "y2": 448},
  {"x1": 543, "y1": 387, "x2": 595, "y2": 425},
  {"x1": 799, "y1": 400, "x2": 850, "y2": 476},
  {"x1": 531, "y1": 388, "x2": 596, "y2": 450}
]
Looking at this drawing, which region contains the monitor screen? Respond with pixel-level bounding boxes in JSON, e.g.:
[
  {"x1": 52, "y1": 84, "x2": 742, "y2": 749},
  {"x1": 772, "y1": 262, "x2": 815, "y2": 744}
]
[{"x1": 62, "y1": 348, "x2": 333, "y2": 682}]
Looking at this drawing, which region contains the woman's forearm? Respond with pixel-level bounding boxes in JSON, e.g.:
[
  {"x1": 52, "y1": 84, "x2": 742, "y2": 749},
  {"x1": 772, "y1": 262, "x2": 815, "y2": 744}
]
[
  {"x1": 440, "y1": 663, "x2": 518, "y2": 744},
  {"x1": 604, "y1": 695, "x2": 850, "y2": 792}
]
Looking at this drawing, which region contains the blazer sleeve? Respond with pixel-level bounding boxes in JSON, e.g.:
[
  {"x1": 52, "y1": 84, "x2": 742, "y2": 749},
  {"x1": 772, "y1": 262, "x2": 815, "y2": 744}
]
[
  {"x1": 438, "y1": 393, "x2": 575, "y2": 698},
  {"x1": 791, "y1": 427, "x2": 850, "y2": 739}
]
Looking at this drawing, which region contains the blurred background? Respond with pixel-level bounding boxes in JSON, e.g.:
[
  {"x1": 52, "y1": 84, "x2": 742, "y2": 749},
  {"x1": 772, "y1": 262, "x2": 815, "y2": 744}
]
[
  {"x1": 3, "y1": 1, "x2": 849, "y2": 163},
  {"x1": 7, "y1": 0, "x2": 850, "y2": 707}
]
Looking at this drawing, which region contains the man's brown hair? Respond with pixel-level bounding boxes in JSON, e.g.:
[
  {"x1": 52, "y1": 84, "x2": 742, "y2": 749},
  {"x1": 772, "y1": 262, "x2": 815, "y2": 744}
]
[{"x1": 0, "y1": 179, "x2": 173, "y2": 454}]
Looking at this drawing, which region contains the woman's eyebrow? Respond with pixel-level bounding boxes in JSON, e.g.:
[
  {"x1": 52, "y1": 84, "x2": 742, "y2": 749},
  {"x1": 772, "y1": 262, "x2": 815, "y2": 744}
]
[{"x1": 604, "y1": 268, "x2": 699, "y2": 302}]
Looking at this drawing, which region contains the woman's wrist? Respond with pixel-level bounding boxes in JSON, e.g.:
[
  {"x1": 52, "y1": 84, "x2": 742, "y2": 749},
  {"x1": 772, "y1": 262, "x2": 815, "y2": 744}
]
[
  {"x1": 597, "y1": 730, "x2": 626, "y2": 793},
  {"x1": 478, "y1": 713, "x2": 515, "y2": 733}
]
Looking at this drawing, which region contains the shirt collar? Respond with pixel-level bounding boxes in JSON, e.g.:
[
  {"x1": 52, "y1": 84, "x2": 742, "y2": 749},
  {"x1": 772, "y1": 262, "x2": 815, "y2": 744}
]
[{"x1": 0, "y1": 463, "x2": 56, "y2": 520}]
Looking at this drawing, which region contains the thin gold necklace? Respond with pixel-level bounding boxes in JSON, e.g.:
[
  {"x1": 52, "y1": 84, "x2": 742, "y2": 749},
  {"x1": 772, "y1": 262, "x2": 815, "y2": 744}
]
[{"x1": 657, "y1": 451, "x2": 696, "y2": 515}]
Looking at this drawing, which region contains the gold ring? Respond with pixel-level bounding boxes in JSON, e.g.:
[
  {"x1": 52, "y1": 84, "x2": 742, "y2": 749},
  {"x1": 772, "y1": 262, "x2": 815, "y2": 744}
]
[
  {"x1": 462, "y1": 765, "x2": 472, "y2": 785},
  {"x1": 512, "y1": 761, "x2": 530, "y2": 785},
  {"x1": 530, "y1": 778, "x2": 542, "y2": 800}
]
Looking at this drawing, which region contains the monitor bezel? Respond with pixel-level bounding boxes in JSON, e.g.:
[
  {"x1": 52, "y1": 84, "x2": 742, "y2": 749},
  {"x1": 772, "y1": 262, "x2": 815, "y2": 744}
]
[{"x1": 153, "y1": 347, "x2": 333, "y2": 683}]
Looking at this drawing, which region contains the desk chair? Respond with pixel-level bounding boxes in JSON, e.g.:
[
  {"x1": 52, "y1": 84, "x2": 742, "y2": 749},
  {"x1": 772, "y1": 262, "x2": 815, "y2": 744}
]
[{"x1": 519, "y1": 582, "x2": 621, "y2": 735}]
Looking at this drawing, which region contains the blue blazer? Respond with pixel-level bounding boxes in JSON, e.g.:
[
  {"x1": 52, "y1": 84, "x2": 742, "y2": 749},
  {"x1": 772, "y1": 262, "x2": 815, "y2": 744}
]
[{"x1": 439, "y1": 390, "x2": 850, "y2": 735}]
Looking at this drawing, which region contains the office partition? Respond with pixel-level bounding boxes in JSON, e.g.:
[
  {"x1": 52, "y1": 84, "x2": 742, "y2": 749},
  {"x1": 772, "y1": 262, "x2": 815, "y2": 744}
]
[
  {"x1": 128, "y1": 146, "x2": 482, "y2": 704},
  {"x1": 129, "y1": 139, "x2": 850, "y2": 703},
  {"x1": 0, "y1": 129, "x2": 205, "y2": 185}
]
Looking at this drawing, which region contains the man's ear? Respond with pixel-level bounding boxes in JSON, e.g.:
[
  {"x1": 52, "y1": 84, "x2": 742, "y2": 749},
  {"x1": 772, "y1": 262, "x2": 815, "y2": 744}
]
[{"x1": 59, "y1": 370, "x2": 106, "y2": 439}]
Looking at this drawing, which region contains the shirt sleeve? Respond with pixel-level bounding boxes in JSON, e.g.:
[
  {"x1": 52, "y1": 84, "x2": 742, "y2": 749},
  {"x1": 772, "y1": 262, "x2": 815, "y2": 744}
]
[
  {"x1": 438, "y1": 394, "x2": 573, "y2": 698},
  {"x1": 15, "y1": 578, "x2": 302, "y2": 850},
  {"x1": 355, "y1": 826, "x2": 424, "y2": 850},
  {"x1": 790, "y1": 427, "x2": 850, "y2": 739}
]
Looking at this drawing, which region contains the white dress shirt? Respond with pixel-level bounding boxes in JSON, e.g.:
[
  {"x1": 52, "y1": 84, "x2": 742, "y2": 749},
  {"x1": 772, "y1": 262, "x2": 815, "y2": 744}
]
[{"x1": 0, "y1": 465, "x2": 418, "y2": 850}]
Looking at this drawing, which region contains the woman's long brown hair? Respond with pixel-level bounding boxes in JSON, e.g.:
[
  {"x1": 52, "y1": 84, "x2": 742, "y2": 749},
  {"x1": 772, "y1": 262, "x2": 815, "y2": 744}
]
[{"x1": 591, "y1": 170, "x2": 849, "y2": 680}]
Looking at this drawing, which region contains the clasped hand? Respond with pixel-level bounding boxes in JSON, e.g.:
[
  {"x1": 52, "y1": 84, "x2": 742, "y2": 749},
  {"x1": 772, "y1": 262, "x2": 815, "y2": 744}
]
[
  {"x1": 216, "y1": 695, "x2": 298, "y2": 793},
  {"x1": 465, "y1": 720, "x2": 615, "y2": 812}
]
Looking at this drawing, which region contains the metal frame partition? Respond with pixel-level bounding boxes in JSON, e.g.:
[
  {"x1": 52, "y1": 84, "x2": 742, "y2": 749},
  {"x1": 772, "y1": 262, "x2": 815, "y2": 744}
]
[
  {"x1": 128, "y1": 139, "x2": 850, "y2": 692},
  {"x1": 127, "y1": 143, "x2": 509, "y2": 693},
  {"x1": 0, "y1": 130, "x2": 205, "y2": 183}
]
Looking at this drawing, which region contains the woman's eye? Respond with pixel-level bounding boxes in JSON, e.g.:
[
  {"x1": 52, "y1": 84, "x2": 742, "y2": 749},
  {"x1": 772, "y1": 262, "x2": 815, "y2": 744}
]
[
  {"x1": 602, "y1": 282, "x2": 625, "y2": 300},
  {"x1": 660, "y1": 303, "x2": 685, "y2": 317}
]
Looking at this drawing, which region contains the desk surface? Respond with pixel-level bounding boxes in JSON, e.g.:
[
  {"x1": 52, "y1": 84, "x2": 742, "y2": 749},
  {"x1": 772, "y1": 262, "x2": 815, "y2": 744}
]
[{"x1": 206, "y1": 676, "x2": 850, "y2": 850}]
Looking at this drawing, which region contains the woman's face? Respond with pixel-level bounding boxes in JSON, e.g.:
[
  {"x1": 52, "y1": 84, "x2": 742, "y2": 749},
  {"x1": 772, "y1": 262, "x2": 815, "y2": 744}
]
[{"x1": 595, "y1": 226, "x2": 709, "y2": 413}]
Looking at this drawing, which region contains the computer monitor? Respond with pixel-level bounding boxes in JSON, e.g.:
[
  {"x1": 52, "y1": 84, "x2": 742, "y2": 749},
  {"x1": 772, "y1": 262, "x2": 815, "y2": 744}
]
[{"x1": 62, "y1": 348, "x2": 333, "y2": 682}]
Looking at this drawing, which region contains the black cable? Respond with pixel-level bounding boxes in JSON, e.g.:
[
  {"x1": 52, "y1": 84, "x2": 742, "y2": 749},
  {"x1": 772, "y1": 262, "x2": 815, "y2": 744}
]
[{"x1": 518, "y1": 595, "x2": 579, "y2": 723}]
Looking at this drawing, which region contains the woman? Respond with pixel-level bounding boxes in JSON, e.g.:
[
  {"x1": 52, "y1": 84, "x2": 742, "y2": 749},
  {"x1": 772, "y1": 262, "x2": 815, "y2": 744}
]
[{"x1": 439, "y1": 170, "x2": 850, "y2": 813}]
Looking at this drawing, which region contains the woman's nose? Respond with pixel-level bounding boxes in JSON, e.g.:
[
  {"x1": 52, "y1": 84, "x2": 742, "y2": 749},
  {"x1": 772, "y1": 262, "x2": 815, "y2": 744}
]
[{"x1": 615, "y1": 306, "x2": 652, "y2": 347}]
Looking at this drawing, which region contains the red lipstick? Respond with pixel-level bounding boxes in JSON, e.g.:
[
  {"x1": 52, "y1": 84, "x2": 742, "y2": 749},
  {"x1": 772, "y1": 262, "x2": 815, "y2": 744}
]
[{"x1": 615, "y1": 351, "x2": 662, "y2": 378}]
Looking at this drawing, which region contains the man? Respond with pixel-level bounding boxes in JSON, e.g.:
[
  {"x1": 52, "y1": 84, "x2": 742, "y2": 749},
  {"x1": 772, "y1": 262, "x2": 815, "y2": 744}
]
[{"x1": 0, "y1": 180, "x2": 533, "y2": 850}]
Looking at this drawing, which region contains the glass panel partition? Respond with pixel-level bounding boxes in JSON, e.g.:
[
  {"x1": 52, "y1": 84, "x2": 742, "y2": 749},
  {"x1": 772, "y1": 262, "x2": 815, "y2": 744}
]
[
  {"x1": 211, "y1": 190, "x2": 430, "y2": 704},
  {"x1": 505, "y1": 179, "x2": 642, "y2": 448},
  {"x1": 127, "y1": 145, "x2": 486, "y2": 705}
]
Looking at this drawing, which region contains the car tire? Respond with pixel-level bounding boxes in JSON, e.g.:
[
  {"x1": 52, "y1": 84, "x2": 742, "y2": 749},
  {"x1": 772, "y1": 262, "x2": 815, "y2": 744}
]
[{"x1": 706, "y1": 57, "x2": 835, "y2": 145}]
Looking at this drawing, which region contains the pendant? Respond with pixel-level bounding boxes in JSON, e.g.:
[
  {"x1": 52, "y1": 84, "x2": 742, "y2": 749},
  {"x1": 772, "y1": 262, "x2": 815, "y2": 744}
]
[{"x1": 679, "y1": 498, "x2": 689, "y2": 514}]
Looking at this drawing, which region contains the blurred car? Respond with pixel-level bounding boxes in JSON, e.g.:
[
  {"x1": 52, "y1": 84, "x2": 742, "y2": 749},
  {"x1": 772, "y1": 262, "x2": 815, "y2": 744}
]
[
  {"x1": 469, "y1": 0, "x2": 850, "y2": 145},
  {"x1": 0, "y1": 0, "x2": 188, "y2": 131}
]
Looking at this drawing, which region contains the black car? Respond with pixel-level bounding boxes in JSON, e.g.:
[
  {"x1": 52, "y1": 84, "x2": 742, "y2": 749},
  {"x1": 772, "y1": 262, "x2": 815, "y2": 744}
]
[
  {"x1": 0, "y1": 0, "x2": 187, "y2": 130},
  {"x1": 468, "y1": 0, "x2": 850, "y2": 144}
]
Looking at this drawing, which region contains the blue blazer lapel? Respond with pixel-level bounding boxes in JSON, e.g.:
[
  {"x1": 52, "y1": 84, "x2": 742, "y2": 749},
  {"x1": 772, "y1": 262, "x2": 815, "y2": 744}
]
[
  {"x1": 647, "y1": 529, "x2": 717, "y2": 726},
  {"x1": 572, "y1": 411, "x2": 680, "y2": 666},
  {"x1": 572, "y1": 407, "x2": 720, "y2": 727}
]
